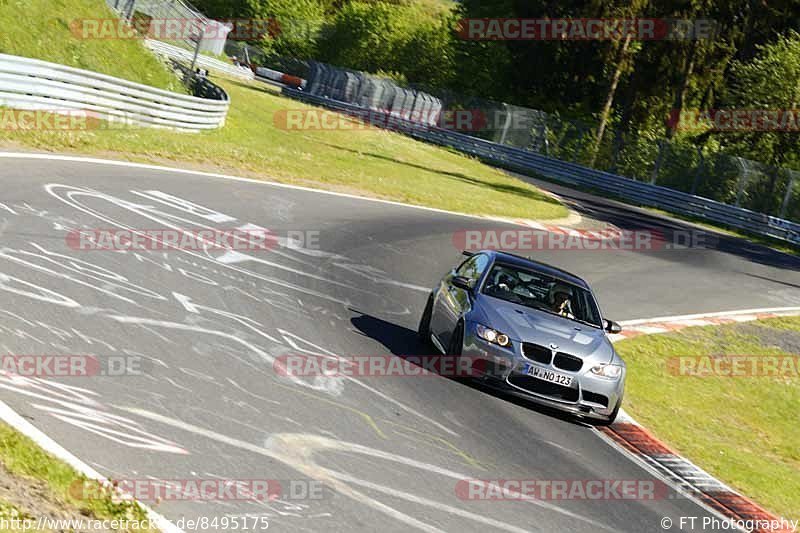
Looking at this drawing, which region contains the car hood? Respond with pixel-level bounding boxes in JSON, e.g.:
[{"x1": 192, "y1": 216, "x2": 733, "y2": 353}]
[{"x1": 474, "y1": 294, "x2": 615, "y2": 363}]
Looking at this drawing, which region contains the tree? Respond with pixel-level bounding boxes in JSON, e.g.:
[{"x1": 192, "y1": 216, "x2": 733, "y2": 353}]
[{"x1": 723, "y1": 31, "x2": 800, "y2": 169}]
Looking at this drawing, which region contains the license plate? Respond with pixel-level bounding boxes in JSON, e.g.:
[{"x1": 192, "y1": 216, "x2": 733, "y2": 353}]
[{"x1": 525, "y1": 364, "x2": 573, "y2": 387}]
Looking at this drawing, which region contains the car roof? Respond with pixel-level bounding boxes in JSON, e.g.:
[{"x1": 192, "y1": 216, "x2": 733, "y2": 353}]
[{"x1": 479, "y1": 250, "x2": 590, "y2": 290}]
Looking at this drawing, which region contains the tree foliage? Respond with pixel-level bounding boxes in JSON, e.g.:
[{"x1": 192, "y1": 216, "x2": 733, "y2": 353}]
[{"x1": 195, "y1": 0, "x2": 800, "y2": 214}]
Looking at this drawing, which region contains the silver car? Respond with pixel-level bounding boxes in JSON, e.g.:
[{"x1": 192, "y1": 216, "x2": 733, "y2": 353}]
[{"x1": 418, "y1": 250, "x2": 625, "y2": 424}]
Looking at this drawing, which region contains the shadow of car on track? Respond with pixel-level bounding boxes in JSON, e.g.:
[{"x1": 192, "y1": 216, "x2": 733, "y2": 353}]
[{"x1": 349, "y1": 310, "x2": 594, "y2": 428}]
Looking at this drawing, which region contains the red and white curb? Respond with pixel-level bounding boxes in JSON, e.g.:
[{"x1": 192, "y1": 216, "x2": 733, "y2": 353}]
[
  {"x1": 598, "y1": 307, "x2": 800, "y2": 533},
  {"x1": 487, "y1": 216, "x2": 619, "y2": 234},
  {"x1": 609, "y1": 307, "x2": 800, "y2": 342}
]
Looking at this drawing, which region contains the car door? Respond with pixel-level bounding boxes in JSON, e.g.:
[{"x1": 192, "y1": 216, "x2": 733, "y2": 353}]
[{"x1": 431, "y1": 253, "x2": 490, "y2": 350}]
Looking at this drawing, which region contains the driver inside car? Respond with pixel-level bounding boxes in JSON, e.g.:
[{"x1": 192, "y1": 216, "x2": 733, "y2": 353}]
[{"x1": 549, "y1": 283, "x2": 575, "y2": 319}]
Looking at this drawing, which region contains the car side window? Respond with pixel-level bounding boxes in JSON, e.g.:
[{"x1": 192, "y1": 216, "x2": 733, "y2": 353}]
[{"x1": 456, "y1": 254, "x2": 490, "y2": 282}]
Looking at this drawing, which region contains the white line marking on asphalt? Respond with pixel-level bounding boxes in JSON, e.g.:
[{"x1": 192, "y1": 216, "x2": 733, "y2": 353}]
[
  {"x1": 2, "y1": 151, "x2": 793, "y2": 531},
  {"x1": 0, "y1": 400, "x2": 184, "y2": 533},
  {"x1": 0, "y1": 152, "x2": 553, "y2": 227},
  {"x1": 118, "y1": 407, "x2": 614, "y2": 532}
]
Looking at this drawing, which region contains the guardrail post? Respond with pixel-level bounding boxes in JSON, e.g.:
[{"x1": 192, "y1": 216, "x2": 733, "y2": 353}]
[
  {"x1": 124, "y1": 0, "x2": 136, "y2": 21},
  {"x1": 649, "y1": 139, "x2": 665, "y2": 184},
  {"x1": 690, "y1": 146, "x2": 704, "y2": 195},
  {"x1": 498, "y1": 103, "x2": 512, "y2": 145},
  {"x1": 185, "y1": 27, "x2": 205, "y2": 86},
  {"x1": 734, "y1": 157, "x2": 750, "y2": 207},
  {"x1": 780, "y1": 170, "x2": 797, "y2": 219}
]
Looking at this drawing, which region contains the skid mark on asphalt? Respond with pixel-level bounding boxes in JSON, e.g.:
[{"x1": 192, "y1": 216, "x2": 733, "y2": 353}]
[
  {"x1": 118, "y1": 407, "x2": 615, "y2": 533},
  {"x1": 45, "y1": 183, "x2": 413, "y2": 312}
]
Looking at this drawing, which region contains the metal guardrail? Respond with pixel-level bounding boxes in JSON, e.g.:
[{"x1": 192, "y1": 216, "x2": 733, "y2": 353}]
[
  {"x1": 146, "y1": 40, "x2": 254, "y2": 81},
  {"x1": 283, "y1": 88, "x2": 800, "y2": 245},
  {"x1": 0, "y1": 53, "x2": 229, "y2": 131},
  {"x1": 106, "y1": 0, "x2": 231, "y2": 56},
  {"x1": 303, "y1": 62, "x2": 442, "y2": 128}
]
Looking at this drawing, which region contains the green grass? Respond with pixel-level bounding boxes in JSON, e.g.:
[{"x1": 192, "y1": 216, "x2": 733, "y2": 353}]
[
  {"x1": 0, "y1": 423, "x2": 156, "y2": 531},
  {"x1": 614, "y1": 317, "x2": 800, "y2": 519},
  {"x1": 0, "y1": 501, "x2": 34, "y2": 533},
  {"x1": 0, "y1": 78, "x2": 568, "y2": 220},
  {"x1": 0, "y1": 0, "x2": 185, "y2": 92},
  {"x1": 0, "y1": 0, "x2": 567, "y2": 221}
]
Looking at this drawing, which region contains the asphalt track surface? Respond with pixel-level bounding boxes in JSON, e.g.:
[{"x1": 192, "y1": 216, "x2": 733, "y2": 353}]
[{"x1": 0, "y1": 154, "x2": 798, "y2": 533}]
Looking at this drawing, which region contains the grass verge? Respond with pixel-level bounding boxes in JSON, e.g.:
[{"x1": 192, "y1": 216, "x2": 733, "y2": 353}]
[
  {"x1": 0, "y1": 0, "x2": 567, "y2": 221},
  {"x1": 0, "y1": 0, "x2": 185, "y2": 93},
  {"x1": 0, "y1": 422, "x2": 157, "y2": 532},
  {"x1": 0, "y1": 78, "x2": 568, "y2": 221},
  {"x1": 614, "y1": 316, "x2": 800, "y2": 519}
]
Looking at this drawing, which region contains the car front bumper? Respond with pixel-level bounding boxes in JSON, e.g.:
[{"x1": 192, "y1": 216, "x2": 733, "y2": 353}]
[{"x1": 461, "y1": 321, "x2": 624, "y2": 420}]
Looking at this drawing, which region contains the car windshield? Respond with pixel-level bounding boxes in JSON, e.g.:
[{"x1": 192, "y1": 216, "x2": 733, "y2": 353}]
[{"x1": 481, "y1": 263, "x2": 603, "y2": 328}]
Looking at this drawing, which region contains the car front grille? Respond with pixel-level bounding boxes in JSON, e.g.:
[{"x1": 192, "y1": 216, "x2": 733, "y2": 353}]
[
  {"x1": 522, "y1": 343, "x2": 552, "y2": 364},
  {"x1": 508, "y1": 374, "x2": 579, "y2": 403},
  {"x1": 553, "y1": 353, "x2": 583, "y2": 372}
]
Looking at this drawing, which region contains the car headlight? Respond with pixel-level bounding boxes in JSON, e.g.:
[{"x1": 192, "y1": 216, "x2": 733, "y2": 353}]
[
  {"x1": 590, "y1": 364, "x2": 623, "y2": 379},
  {"x1": 476, "y1": 324, "x2": 512, "y2": 348}
]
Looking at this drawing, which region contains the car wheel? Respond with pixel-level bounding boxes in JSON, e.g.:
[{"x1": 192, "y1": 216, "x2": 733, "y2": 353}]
[
  {"x1": 447, "y1": 320, "x2": 464, "y2": 356},
  {"x1": 445, "y1": 320, "x2": 470, "y2": 381},
  {"x1": 418, "y1": 293, "x2": 434, "y2": 346}
]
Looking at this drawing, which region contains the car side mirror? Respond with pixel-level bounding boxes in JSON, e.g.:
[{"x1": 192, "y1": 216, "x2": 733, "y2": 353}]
[
  {"x1": 604, "y1": 320, "x2": 623, "y2": 334},
  {"x1": 452, "y1": 275, "x2": 474, "y2": 291}
]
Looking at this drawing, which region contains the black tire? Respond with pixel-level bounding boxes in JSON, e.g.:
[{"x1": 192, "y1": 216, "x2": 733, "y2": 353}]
[
  {"x1": 447, "y1": 320, "x2": 464, "y2": 356},
  {"x1": 446, "y1": 321, "x2": 468, "y2": 381},
  {"x1": 418, "y1": 293, "x2": 434, "y2": 345}
]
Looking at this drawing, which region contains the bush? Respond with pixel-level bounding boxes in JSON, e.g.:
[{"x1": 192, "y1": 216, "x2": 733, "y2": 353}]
[{"x1": 316, "y1": 1, "x2": 456, "y2": 86}]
